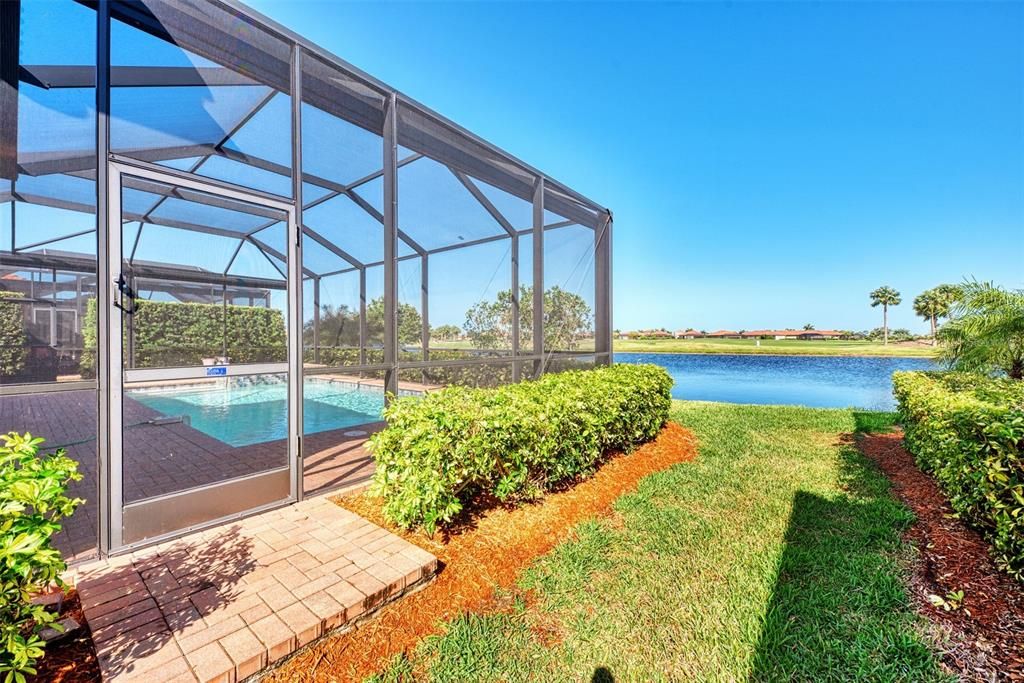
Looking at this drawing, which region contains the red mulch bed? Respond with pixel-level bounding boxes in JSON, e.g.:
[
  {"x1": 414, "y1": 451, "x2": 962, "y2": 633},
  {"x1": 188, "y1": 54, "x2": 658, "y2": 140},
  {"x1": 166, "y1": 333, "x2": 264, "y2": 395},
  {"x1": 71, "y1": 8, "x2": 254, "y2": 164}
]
[
  {"x1": 858, "y1": 430, "x2": 1024, "y2": 681},
  {"x1": 31, "y1": 423, "x2": 695, "y2": 683},
  {"x1": 262, "y1": 421, "x2": 698, "y2": 682},
  {"x1": 28, "y1": 590, "x2": 100, "y2": 683}
]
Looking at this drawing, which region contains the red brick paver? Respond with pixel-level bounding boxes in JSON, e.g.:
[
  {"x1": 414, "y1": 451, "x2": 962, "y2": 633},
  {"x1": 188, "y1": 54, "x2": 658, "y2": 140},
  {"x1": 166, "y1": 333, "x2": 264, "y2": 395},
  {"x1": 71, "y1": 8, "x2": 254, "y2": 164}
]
[{"x1": 69, "y1": 497, "x2": 437, "y2": 682}]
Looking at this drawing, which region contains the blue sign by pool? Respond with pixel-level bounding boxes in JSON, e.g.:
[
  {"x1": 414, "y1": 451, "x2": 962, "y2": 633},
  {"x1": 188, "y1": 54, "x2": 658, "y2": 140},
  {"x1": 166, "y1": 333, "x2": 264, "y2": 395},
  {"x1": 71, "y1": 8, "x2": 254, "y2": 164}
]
[{"x1": 206, "y1": 366, "x2": 227, "y2": 376}]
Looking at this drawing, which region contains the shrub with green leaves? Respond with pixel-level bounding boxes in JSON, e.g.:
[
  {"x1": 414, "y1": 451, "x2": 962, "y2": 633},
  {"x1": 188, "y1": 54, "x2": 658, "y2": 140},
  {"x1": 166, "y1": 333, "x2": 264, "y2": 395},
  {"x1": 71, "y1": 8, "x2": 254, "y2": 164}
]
[
  {"x1": 369, "y1": 364, "x2": 672, "y2": 532},
  {"x1": 0, "y1": 433, "x2": 83, "y2": 683},
  {"x1": 0, "y1": 292, "x2": 28, "y2": 378},
  {"x1": 893, "y1": 371, "x2": 1024, "y2": 578}
]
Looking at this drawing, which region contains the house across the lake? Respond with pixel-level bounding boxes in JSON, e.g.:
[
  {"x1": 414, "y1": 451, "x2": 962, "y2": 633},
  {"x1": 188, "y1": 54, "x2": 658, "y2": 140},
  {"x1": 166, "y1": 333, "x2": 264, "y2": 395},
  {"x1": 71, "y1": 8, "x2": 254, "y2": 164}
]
[
  {"x1": 674, "y1": 329, "x2": 702, "y2": 339},
  {"x1": 740, "y1": 330, "x2": 846, "y2": 340},
  {"x1": 625, "y1": 328, "x2": 850, "y2": 341}
]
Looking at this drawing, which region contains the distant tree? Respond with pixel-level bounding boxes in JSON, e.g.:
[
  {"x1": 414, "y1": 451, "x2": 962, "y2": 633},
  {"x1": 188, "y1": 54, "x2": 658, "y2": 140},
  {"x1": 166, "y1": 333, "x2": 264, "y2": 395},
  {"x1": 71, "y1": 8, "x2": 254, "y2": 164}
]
[
  {"x1": 464, "y1": 285, "x2": 592, "y2": 351},
  {"x1": 939, "y1": 281, "x2": 1024, "y2": 380},
  {"x1": 308, "y1": 298, "x2": 424, "y2": 348},
  {"x1": 366, "y1": 297, "x2": 422, "y2": 346},
  {"x1": 913, "y1": 284, "x2": 961, "y2": 346},
  {"x1": 304, "y1": 303, "x2": 358, "y2": 349},
  {"x1": 866, "y1": 326, "x2": 914, "y2": 343},
  {"x1": 803, "y1": 323, "x2": 815, "y2": 331},
  {"x1": 431, "y1": 324, "x2": 462, "y2": 341},
  {"x1": 869, "y1": 286, "x2": 902, "y2": 345}
]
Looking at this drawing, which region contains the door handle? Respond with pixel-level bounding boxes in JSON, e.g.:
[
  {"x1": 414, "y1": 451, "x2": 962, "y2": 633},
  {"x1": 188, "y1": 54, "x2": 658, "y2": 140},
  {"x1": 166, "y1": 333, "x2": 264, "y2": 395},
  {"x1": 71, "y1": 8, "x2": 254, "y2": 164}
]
[{"x1": 114, "y1": 274, "x2": 137, "y2": 315}]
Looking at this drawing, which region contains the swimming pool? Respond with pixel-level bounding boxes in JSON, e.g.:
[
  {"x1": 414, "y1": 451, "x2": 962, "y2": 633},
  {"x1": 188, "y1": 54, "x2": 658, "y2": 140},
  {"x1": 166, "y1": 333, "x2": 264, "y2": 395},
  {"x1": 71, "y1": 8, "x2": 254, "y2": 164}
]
[{"x1": 130, "y1": 378, "x2": 385, "y2": 447}]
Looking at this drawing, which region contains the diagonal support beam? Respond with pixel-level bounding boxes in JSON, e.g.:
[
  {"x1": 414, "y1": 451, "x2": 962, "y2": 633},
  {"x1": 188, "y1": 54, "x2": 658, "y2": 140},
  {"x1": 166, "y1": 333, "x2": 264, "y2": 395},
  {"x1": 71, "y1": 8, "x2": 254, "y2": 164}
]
[
  {"x1": 129, "y1": 89, "x2": 280, "y2": 266},
  {"x1": 342, "y1": 187, "x2": 426, "y2": 256},
  {"x1": 302, "y1": 226, "x2": 363, "y2": 269},
  {"x1": 450, "y1": 169, "x2": 515, "y2": 236}
]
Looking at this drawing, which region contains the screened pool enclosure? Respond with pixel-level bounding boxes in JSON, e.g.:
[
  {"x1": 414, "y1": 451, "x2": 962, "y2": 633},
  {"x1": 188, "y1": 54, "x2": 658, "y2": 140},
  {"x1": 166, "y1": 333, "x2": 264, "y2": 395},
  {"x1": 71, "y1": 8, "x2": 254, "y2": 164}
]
[{"x1": 0, "y1": 0, "x2": 612, "y2": 559}]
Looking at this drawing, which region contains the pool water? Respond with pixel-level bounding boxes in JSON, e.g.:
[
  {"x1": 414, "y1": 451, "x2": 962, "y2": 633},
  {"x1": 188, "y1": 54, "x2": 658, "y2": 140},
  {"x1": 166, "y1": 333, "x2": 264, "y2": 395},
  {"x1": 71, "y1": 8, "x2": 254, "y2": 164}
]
[
  {"x1": 130, "y1": 379, "x2": 384, "y2": 447},
  {"x1": 616, "y1": 353, "x2": 936, "y2": 411}
]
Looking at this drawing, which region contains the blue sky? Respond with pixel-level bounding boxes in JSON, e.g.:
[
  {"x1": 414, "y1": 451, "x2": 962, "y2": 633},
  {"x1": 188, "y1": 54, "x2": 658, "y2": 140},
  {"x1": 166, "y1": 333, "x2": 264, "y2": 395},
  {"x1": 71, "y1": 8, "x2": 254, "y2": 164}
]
[{"x1": 245, "y1": 0, "x2": 1023, "y2": 333}]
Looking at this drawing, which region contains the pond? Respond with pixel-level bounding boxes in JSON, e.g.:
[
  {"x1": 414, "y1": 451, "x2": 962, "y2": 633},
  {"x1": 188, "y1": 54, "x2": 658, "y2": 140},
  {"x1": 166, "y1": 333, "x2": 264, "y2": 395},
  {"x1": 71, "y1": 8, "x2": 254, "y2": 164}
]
[{"x1": 615, "y1": 352, "x2": 936, "y2": 411}]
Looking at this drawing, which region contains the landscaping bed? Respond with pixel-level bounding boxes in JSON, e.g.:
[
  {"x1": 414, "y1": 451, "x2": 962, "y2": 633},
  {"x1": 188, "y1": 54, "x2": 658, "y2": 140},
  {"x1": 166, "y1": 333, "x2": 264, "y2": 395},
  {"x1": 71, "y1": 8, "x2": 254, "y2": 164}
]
[
  {"x1": 26, "y1": 591, "x2": 99, "y2": 683},
  {"x1": 858, "y1": 429, "x2": 1024, "y2": 681},
  {"x1": 893, "y1": 371, "x2": 1024, "y2": 578},
  {"x1": 259, "y1": 421, "x2": 697, "y2": 682},
  {"x1": 358, "y1": 402, "x2": 949, "y2": 681}
]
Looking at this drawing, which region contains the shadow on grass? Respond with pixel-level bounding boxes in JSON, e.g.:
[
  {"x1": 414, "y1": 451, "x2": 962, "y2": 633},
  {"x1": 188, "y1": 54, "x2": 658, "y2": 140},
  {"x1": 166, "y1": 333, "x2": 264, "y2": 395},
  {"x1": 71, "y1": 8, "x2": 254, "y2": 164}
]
[{"x1": 748, "y1": 443, "x2": 940, "y2": 682}]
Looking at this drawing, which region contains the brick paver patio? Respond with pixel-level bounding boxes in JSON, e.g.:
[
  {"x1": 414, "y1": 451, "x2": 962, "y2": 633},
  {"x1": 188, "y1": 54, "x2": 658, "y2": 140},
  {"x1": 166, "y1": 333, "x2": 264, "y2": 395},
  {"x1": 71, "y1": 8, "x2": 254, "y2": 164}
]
[{"x1": 69, "y1": 495, "x2": 437, "y2": 682}]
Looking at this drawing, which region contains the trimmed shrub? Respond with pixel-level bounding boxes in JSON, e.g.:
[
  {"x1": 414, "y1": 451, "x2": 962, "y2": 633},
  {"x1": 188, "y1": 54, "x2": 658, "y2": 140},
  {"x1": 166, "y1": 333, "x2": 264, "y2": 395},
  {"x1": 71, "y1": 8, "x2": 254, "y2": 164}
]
[
  {"x1": 1, "y1": 433, "x2": 83, "y2": 682},
  {"x1": 81, "y1": 298, "x2": 286, "y2": 375},
  {"x1": 893, "y1": 371, "x2": 1024, "y2": 578},
  {"x1": 369, "y1": 363, "x2": 672, "y2": 532},
  {"x1": 0, "y1": 292, "x2": 28, "y2": 378}
]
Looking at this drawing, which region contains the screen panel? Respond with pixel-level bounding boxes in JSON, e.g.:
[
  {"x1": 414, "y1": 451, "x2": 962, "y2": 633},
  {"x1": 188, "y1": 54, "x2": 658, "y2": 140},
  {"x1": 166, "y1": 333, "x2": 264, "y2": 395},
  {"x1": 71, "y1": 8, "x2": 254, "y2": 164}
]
[
  {"x1": 1, "y1": 0, "x2": 100, "y2": 561},
  {"x1": 109, "y1": 0, "x2": 294, "y2": 197}
]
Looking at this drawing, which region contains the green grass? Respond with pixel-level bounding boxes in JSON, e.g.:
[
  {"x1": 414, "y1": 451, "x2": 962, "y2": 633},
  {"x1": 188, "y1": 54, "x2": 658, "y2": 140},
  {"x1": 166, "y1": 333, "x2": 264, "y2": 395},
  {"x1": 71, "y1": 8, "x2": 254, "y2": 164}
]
[
  {"x1": 369, "y1": 402, "x2": 948, "y2": 682},
  {"x1": 614, "y1": 337, "x2": 936, "y2": 357}
]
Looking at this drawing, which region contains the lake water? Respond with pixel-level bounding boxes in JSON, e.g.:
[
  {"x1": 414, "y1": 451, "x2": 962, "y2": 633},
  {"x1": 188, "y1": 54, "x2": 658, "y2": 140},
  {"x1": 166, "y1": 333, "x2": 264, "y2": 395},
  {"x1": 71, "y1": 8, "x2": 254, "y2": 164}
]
[{"x1": 616, "y1": 352, "x2": 935, "y2": 411}]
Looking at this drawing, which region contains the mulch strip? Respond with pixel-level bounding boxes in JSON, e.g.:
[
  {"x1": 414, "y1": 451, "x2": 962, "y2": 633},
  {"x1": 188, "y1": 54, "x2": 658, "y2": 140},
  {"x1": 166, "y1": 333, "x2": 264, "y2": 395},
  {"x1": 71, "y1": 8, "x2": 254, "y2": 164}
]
[
  {"x1": 29, "y1": 590, "x2": 100, "y2": 683},
  {"x1": 857, "y1": 430, "x2": 1024, "y2": 681},
  {"x1": 261, "y1": 421, "x2": 698, "y2": 682}
]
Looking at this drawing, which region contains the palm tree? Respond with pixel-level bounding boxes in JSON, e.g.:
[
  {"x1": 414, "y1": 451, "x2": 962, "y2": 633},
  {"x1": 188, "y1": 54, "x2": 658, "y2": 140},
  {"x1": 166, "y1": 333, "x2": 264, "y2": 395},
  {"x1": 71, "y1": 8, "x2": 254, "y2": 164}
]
[
  {"x1": 802, "y1": 323, "x2": 815, "y2": 331},
  {"x1": 869, "y1": 286, "x2": 902, "y2": 345},
  {"x1": 913, "y1": 284, "x2": 961, "y2": 346},
  {"x1": 939, "y1": 281, "x2": 1024, "y2": 379}
]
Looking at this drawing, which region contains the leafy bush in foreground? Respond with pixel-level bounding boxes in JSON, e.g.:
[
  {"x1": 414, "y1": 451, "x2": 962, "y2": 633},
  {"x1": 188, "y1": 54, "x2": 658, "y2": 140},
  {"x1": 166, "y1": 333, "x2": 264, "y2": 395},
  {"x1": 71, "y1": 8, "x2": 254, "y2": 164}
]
[
  {"x1": 893, "y1": 371, "x2": 1024, "y2": 578},
  {"x1": 1, "y1": 433, "x2": 83, "y2": 683},
  {"x1": 369, "y1": 364, "x2": 672, "y2": 531}
]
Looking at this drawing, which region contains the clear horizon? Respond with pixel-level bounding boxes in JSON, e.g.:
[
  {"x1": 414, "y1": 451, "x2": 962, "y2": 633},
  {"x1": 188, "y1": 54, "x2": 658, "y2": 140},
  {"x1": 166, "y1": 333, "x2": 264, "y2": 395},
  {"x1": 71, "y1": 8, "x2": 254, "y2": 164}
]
[{"x1": 245, "y1": 0, "x2": 1023, "y2": 334}]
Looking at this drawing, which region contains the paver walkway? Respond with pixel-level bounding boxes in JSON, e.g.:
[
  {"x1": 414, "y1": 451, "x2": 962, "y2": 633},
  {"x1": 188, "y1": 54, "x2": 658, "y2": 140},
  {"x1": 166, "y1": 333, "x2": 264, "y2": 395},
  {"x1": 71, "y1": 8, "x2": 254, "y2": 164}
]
[{"x1": 70, "y1": 496, "x2": 437, "y2": 682}]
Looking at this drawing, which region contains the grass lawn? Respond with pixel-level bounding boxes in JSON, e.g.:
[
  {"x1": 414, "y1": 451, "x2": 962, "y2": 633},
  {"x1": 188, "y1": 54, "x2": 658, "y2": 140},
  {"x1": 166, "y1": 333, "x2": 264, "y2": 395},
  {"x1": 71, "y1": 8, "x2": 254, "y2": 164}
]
[
  {"x1": 370, "y1": 402, "x2": 948, "y2": 682},
  {"x1": 614, "y1": 337, "x2": 937, "y2": 357}
]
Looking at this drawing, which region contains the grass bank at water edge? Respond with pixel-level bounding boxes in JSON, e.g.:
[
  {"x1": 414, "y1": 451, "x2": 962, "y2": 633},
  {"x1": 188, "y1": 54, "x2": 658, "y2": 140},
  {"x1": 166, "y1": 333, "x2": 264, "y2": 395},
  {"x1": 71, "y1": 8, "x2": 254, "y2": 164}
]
[
  {"x1": 613, "y1": 337, "x2": 936, "y2": 357},
  {"x1": 370, "y1": 402, "x2": 948, "y2": 682}
]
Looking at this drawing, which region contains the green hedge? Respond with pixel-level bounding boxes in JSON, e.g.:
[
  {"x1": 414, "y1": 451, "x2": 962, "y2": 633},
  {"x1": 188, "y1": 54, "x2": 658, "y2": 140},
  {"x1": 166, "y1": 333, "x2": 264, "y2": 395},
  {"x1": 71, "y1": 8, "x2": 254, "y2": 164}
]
[
  {"x1": 0, "y1": 292, "x2": 28, "y2": 377},
  {"x1": 369, "y1": 363, "x2": 673, "y2": 531},
  {"x1": 893, "y1": 371, "x2": 1024, "y2": 578},
  {"x1": 82, "y1": 299, "x2": 286, "y2": 375},
  {"x1": 307, "y1": 349, "x2": 595, "y2": 389}
]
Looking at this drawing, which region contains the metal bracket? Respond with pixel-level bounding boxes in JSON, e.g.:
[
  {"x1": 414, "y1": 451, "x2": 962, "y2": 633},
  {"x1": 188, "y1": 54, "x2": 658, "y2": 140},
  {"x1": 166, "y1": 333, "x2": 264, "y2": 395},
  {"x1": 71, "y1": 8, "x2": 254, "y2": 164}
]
[{"x1": 113, "y1": 273, "x2": 137, "y2": 314}]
